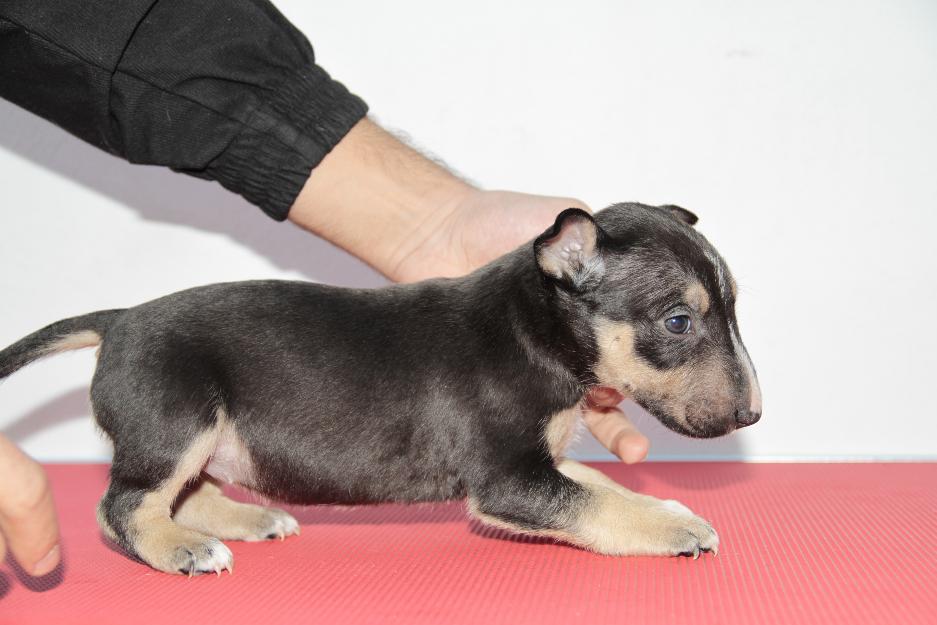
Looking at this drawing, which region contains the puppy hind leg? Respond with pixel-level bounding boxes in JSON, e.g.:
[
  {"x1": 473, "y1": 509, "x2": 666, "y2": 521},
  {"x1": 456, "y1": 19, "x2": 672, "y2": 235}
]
[
  {"x1": 97, "y1": 428, "x2": 234, "y2": 576},
  {"x1": 173, "y1": 478, "x2": 300, "y2": 542}
]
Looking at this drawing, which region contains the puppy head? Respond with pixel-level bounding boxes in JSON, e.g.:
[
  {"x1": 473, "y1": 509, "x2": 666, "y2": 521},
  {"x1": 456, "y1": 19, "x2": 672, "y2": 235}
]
[{"x1": 534, "y1": 203, "x2": 761, "y2": 438}]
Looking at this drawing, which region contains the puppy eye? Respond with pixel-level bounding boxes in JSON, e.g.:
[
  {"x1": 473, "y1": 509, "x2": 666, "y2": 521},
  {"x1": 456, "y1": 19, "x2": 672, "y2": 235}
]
[{"x1": 664, "y1": 315, "x2": 692, "y2": 334}]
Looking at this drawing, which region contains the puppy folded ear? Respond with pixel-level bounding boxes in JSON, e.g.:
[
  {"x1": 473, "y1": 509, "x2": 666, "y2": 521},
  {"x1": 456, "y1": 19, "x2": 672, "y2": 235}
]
[
  {"x1": 534, "y1": 208, "x2": 605, "y2": 290},
  {"x1": 659, "y1": 204, "x2": 699, "y2": 226}
]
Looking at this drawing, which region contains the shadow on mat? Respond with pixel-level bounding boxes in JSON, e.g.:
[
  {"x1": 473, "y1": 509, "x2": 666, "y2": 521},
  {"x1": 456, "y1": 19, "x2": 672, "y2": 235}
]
[{"x1": 0, "y1": 558, "x2": 66, "y2": 598}]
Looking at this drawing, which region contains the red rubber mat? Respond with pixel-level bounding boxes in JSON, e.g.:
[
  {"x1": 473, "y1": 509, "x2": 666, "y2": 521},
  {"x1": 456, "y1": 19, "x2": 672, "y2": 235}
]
[{"x1": 1, "y1": 463, "x2": 935, "y2": 625}]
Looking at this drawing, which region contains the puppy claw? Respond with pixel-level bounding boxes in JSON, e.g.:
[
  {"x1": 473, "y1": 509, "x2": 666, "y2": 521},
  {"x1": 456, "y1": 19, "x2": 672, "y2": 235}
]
[
  {"x1": 636, "y1": 498, "x2": 719, "y2": 559},
  {"x1": 170, "y1": 538, "x2": 234, "y2": 577},
  {"x1": 249, "y1": 509, "x2": 300, "y2": 543}
]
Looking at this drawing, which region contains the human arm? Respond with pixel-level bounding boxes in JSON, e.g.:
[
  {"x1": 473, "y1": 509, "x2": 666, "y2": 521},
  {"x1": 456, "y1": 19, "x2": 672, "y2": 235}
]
[{"x1": 0, "y1": 0, "x2": 366, "y2": 221}]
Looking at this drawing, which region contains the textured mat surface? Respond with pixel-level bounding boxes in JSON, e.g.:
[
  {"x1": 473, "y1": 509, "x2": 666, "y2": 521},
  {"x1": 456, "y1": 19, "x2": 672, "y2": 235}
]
[{"x1": 1, "y1": 463, "x2": 935, "y2": 625}]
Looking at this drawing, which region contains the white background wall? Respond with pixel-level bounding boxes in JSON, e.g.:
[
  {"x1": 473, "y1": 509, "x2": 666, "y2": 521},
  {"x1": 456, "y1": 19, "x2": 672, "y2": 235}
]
[{"x1": 1, "y1": 0, "x2": 935, "y2": 462}]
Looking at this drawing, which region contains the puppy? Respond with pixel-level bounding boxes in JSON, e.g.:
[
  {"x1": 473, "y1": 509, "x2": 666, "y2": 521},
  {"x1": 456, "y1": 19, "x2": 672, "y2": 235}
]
[{"x1": 0, "y1": 203, "x2": 760, "y2": 575}]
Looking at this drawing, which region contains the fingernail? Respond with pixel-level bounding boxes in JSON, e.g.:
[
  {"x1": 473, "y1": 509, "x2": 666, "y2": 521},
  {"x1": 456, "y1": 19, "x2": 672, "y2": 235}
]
[{"x1": 33, "y1": 544, "x2": 60, "y2": 576}]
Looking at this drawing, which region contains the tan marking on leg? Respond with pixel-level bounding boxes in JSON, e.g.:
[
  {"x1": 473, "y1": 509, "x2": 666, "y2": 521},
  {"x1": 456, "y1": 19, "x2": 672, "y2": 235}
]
[
  {"x1": 568, "y1": 484, "x2": 718, "y2": 556},
  {"x1": 125, "y1": 426, "x2": 235, "y2": 575},
  {"x1": 543, "y1": 406, "x2": 582, "y2": 460},
  {"x1": 468, "y1": 462, "x2": 719, "y2": 557},
  {"x1": 556, "y1": 459, "x2": 630, "y2": 496},
  {"x1": 173, "y1": 479, "x2": 299, "y2": 542}
]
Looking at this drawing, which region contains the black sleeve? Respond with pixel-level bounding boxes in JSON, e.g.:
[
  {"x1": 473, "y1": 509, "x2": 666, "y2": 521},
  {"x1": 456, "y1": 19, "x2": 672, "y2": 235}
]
[{"x1": 0, "y1": 0, "x2": 368, "y2": 220}]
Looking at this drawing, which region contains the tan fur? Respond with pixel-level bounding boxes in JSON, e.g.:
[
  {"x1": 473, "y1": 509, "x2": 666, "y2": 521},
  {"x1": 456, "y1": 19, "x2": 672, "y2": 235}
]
[
  {"x1": 685, "y1": 281, "x2": 710, "y2": 315},
  {"x1": 592, "y1": 319, "x2": 733, "y2": 432},
  {"x1": 173, "y1": 479, "x2": 299, "y2": 542},
  {"x1": 593, "y1": 319, "x2": 690, "y2": 396},
  {"x1": 543, "y1": 406, "x2": 581, "y2": 460},
  {"x1": 47, "y1": 330, "x2": 101, "y2": 353},
  {"x1": 118, "y1": 428, "x2": 230, "y2": 573},
  {"x1": 556, "y1": 459, "x2": 630, "y2": 496},
  {"x1": 567, "y1": 484, "x2": 716, "y2": 556},
  {"x1": 468, "y1": 459, "x2": 718, "y2": 556}
]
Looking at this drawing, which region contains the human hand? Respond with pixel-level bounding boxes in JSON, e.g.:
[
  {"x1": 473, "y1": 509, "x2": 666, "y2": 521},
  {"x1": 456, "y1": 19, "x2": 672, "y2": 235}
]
[
  {"x1": 291, "y1": 120, "x2": 648, "y2": 462},
  {"x1": 0, "y1": 434, "x2": 61, "y2": 576},
  {"x1": 392, "y1": 189, "x2": 651, "y2": 464}
]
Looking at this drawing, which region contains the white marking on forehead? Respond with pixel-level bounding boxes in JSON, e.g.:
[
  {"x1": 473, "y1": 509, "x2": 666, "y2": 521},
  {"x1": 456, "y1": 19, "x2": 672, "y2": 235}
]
[
  {"x1": 706, "y1": 250, "x2": 729, "y2": 296},
  {"x1": 729, "y1": 322, "x2": 762, "y2": 414}
]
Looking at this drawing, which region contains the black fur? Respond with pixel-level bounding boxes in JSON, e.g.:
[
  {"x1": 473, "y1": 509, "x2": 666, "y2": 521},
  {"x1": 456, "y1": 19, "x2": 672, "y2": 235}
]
[{"x1": 0, "y1": 202, "x2": 758, "y2": 563}]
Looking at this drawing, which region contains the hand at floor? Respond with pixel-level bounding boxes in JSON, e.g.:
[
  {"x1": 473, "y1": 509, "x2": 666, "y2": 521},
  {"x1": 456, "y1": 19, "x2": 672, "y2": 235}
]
[{"x1": 0, "y1": 434, "x2": 61, "y2": 576}]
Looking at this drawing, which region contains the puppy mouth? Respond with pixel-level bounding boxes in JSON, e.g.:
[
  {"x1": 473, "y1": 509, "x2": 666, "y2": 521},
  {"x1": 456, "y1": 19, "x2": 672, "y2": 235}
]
[{"x1": 633, "y1": 393, "x2": 735, "y2": 439}]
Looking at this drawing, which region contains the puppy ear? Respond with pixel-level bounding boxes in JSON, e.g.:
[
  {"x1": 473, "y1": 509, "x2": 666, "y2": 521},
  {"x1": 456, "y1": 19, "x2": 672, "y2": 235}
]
[
  {"x1": 534, "y1": 208, "x2": 605, "y2": 289},
  {"x1": 659, "y1": 204, "x2": 699, "y2": 226}
]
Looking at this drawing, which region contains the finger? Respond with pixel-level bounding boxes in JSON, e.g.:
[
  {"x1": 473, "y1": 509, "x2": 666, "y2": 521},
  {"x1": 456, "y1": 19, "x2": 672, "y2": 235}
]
[
  {"x1": 586, "y1": 387, "x2": 626, "y2": 409},
  {"x1": 582, "y1": 405, "x2": 650, "y2": 464},
  {"x1": 0, "y1": 435, "x2": 61, "y2": 575}
]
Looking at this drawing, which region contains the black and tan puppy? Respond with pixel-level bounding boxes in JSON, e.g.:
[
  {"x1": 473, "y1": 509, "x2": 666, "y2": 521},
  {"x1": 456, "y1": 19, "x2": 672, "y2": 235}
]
[{"x1": 0, "y1": 203, "x2": 760, "y2": 575}]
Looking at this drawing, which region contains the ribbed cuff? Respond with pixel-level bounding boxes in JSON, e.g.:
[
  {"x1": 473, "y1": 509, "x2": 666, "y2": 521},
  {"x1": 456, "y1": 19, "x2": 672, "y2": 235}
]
[{"x1": 201, "y1": 65, "x2": 368, "y2": 221}]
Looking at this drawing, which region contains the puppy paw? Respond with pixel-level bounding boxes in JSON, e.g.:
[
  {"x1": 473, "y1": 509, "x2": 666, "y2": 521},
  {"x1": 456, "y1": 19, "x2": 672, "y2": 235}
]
[
  {"x1": 577, "y1": 488, "x2": 719, "y2": 558},
  {"x1": 643, "y1": 499, "x2": 719, "y2": 558},
  {"x1": 168, "y1": 537, "x2": 234, "y2": 577},
  {"x1": 245, "y1": 508, "x2": 301, "y2": 542}
]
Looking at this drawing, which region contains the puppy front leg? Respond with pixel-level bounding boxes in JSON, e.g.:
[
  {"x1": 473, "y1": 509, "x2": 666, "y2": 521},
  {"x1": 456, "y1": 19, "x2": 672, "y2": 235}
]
[
  {"x1": 469, "y1": 464, "x2": 718, "y2": 557},
  {"x1": 557, "y1": 459, "x2": 697, "y2": 511}
]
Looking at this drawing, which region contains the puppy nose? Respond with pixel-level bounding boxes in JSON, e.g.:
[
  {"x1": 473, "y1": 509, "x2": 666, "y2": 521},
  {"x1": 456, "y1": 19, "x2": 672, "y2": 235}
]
[{"x1": 735, "y1": 409, "x2": 761, "y2": 427}]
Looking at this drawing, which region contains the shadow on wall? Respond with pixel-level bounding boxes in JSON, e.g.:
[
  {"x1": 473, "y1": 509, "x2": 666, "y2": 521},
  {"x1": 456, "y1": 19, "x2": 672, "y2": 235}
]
[
  {"x1": 0, "y1": 387, "x2": 92, "y2": 445},
  {"x1": 0, "y1": 101, "x2": 387, "y2": 289}
]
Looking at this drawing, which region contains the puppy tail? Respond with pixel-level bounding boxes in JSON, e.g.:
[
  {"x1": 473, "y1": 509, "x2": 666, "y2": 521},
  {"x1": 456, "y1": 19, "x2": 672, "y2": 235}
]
[{"x1": 0, "y1": 310, "x2": 125, "y2": 380}]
